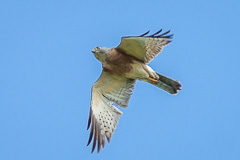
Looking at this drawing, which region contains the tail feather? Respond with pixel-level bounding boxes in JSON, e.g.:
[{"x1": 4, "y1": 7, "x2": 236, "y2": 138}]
[{"x1": 148, "y1": 72, "x2": 182, "y2": 94}]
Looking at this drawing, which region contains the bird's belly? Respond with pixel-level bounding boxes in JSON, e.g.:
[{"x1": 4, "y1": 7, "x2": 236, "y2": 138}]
[
  {"x1": 103, "y1": 61, "x2": 149, "y2": 80},
  {"x1": 124, "y1": 63, "x2": 149, "y2": 79}
]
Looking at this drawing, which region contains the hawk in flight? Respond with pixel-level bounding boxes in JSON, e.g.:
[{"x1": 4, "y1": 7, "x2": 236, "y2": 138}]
[{"x1": 87, "y1": 29, "x2": 182, "y2": 153}]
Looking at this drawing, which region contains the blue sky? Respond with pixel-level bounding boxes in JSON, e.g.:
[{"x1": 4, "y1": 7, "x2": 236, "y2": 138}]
[{"x1": 1, "y1": 0, "x2": 240, "y2": 159}]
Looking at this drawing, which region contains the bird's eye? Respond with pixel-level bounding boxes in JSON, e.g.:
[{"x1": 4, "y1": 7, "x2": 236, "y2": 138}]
[{"x1": 96, "y1": 46, "x2": 101, "y2": 49}]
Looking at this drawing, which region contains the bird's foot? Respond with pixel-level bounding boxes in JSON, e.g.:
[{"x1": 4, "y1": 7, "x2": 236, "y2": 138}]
[{"x1": 148, "y1": 77, "x2": 158, "y2": 83}]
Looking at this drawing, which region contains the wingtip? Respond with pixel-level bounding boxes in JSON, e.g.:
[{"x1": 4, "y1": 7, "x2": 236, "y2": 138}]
[
  {"x1": 139, "y1": 30, "x2": 150, "y2": 37},
  {"x1": 87, "y1": 108, "x2": 92, "y2": 130},
  {"x1": 97, "y1": 147, "x2": 101, "y2": 153},
  {"x1": 167, "y1": 34, "x2": 174, "y2": 39},
  {"x1": 87, "y1": 120, "x2": 94, "y2": 146},
  {"x1": 149, "y1": 29, "x2": 163, "y2": 37},
  {"x1": 138, "y1": 29, "x2": 173, "y2": 38}
]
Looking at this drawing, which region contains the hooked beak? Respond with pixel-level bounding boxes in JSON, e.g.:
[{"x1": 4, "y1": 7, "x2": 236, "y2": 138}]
[{"x1": 91, "y1": 49, "x2": 96, "y2": 53}]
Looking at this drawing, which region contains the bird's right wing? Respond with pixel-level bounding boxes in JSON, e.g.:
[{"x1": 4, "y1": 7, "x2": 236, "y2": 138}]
[{"x1": 87, "y1": 71, "x2": 135, "y2": 153}]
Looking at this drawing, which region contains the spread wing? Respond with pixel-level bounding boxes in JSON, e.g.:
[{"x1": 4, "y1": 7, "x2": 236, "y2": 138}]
[
  {"x1": 116, "y1": 29, "x2": 173, "y2": 64},
  {"x1": 87, "y1": 71, "x2": 135, "y2": 153}
]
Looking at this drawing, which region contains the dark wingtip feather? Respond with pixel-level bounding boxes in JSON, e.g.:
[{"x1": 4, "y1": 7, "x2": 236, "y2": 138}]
[
  {"x1": 161, "y1": 34, "x2": 174, "y2": 39},
  {"x1": 91, "y1": 120, "x2": 97, "y2": 153},
  {"x1": 97, "y1": 144, "x2": 101, "y2": 153},
  {"x1": 162, "y1": 30, "x2": 171, "y2": 35},
  {"x1": 87, "y1": 110, "x2": 105, "y2": 153},
  {"x1": 139, "y1": 30, "x2": 150, "y2": 37},
  {"x1": 87, "y1": 117, "x2": 94, "y2": 146},
  {"x1": 87, "y1": 109, "x2": 92, "y2": 130},
  {"x1": 156, "y1": 30, "x2": 170, "y2": 37},
  {"x1": 149, "y1": 29, "x2": 162, "y2": 37},
  {"x1": 101, "y1": 137, "x2": 105, "y2": 149},
  {"x1": 138, "y1": 29, "x2": 173, "y2": 39},
  {"x1": 167, "y1": 34, "x2": 174, "y2": 38},
  {"x1": 97, "y1": 126, "x2": 102, "y2": 153}
]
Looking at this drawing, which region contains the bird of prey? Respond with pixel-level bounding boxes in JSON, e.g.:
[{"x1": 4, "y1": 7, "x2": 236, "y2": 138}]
[{"x1": 87, "y1": 29, "x2": 182, "y2": 153}]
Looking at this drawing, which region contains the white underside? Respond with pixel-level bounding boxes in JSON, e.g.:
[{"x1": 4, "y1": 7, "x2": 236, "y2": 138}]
[{"x1": 124, "y1": 61, "x2": 159, "y2": 80}]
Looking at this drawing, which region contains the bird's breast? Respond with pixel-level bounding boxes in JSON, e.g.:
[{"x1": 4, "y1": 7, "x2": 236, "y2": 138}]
[{"x1": 103, "y1": 50, "x2": 134, "y2": 76}]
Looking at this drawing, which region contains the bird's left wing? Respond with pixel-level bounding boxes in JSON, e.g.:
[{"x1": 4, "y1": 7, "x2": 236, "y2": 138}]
[
  {"x1": 116, "y1": 29, "x2": 173, "y2": 64},
  {"x1": 87, "y1": 71, "x2": 135, "y2": 153}
]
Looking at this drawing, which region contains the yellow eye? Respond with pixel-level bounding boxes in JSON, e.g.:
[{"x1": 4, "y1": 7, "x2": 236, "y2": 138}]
[{"x1": 96, "y1": 46, "x2": 101, "y2": 49}]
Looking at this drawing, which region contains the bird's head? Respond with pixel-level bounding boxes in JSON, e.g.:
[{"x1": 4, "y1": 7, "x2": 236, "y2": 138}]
[{"x1": 92, "y1": 46, "x2": 111, "y2": 62}]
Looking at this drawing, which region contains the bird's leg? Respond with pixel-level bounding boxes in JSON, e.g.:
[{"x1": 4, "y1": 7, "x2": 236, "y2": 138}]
[
  {"x1": 148, "y1": 77, "x2": 158, "y2": 83},
  {"x1": 143, "y1": 65, "x2": 159, "y2": 83}
]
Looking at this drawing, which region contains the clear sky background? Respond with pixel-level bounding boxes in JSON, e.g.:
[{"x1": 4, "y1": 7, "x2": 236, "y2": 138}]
[{"x1": 1, "y1": 0, "x2": 240, "y2": 160}]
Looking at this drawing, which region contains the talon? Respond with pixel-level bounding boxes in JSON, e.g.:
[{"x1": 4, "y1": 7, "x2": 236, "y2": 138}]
[{"x1": 148, "y1": 77, "x2": 158, "y2": 83}]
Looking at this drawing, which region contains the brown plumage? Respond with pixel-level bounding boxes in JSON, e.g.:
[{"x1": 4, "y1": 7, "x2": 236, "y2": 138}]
[
  {"x1": 103, "y1": 48, "x2": 134, "y2": 75},
  {"x1": 87, "y1": 29, "x2": 182, "y2": 153}
]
